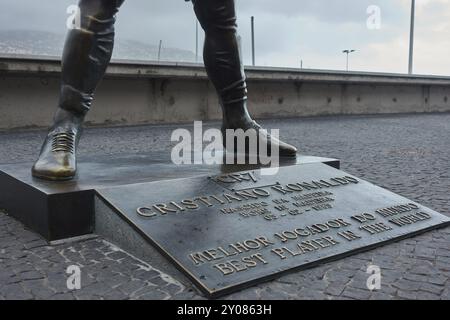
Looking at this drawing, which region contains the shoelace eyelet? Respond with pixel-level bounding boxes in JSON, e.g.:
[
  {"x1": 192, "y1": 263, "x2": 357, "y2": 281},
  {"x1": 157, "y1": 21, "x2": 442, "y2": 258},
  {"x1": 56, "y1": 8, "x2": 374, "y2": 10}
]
[{"x1": 51, "y1": 132, "x2": 75, "y2": 154}]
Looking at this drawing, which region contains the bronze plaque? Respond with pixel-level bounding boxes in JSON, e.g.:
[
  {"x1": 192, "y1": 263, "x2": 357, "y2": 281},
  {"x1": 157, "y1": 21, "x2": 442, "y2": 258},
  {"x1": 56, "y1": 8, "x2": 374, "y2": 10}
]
[{"x1": 96, "y1": 163, "x2": 450, "y2": 297}]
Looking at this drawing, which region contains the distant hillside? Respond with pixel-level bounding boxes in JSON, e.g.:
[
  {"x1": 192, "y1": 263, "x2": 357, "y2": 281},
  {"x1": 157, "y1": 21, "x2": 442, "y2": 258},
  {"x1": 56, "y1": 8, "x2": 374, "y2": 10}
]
[{"x1": 0, "y1": 30, "x2": 198, "y2": 62}]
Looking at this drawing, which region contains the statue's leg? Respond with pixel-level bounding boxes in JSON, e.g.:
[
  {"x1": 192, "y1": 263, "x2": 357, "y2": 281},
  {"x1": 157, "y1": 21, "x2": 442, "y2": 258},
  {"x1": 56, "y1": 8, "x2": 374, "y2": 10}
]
[
  {"x1": 32, "y1": 0, "x2": 124, "y2": 180},
  {"x1": 192, "y1": 0, "x2": 297, "y2": 157}
]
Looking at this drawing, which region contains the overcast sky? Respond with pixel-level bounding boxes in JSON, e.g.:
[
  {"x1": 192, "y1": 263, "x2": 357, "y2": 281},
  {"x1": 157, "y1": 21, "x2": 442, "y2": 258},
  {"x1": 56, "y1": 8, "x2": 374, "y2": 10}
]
[{"x1": 0, "y1": 0, "x2": 449, "y2": 76}]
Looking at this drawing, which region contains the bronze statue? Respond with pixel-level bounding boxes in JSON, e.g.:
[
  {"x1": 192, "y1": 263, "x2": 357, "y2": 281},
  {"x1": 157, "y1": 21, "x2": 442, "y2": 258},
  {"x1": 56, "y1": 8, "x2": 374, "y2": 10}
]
[{"x1": 32, "y1": 0, "x2": 297, "y2": 181}]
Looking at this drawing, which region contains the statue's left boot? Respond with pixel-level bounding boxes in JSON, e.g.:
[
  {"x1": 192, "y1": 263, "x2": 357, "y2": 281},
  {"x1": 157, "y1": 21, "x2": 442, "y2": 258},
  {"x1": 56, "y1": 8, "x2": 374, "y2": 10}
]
[{"x1": 193, "y1": 0, "x2": 298, "y2": 159}]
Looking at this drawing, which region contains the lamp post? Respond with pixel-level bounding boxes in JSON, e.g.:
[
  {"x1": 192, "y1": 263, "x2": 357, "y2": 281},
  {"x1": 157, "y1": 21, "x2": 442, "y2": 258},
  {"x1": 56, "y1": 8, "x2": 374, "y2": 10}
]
[
  {"x1": 158, "y1": 40, "x2": 163, "y2": 62},
  {"x1": 343, "y1": 49, "x2": 356, "y2": 71},
  {"x1": 408, "y1": 0, "x2": 416, "y2": 74},
  {"x1": 251, "y1": 16, "x2": 256, "y2": 66},
  {"x1": 195, "y1": 20, "x2": 199, "y2": 63}
]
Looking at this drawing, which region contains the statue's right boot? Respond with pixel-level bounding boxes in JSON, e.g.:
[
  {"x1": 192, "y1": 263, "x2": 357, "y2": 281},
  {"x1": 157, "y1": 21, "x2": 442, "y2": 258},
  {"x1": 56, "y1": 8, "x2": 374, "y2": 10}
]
[
  {"x1": 32, "y1": 0, "x2": 122, "y2": 181},
  {"x1": 32, "y1": 110, "x2": 84, "y2": 181}
]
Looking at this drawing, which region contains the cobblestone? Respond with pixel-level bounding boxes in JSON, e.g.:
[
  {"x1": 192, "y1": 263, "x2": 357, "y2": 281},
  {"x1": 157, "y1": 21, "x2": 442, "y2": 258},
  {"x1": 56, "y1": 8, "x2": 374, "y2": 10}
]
[
  {"x1": 341, "y1": 287, "x2": 372, "y2": 300},
  {"x1": 1, "y1": 113, "x2": 450, "y2": 299}
]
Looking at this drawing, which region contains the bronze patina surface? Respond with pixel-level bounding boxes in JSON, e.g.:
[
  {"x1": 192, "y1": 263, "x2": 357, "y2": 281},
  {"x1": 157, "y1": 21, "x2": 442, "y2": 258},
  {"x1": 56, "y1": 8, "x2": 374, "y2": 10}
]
[{"x1": 32, "y1": 0, "x2": 297, "y2": 181}]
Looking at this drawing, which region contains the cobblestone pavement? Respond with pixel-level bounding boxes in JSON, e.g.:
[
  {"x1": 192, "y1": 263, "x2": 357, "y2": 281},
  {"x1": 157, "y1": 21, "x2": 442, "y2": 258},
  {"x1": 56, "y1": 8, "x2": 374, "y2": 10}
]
[{"x1": 0, "y1": 113, "x2": 450, "y2": 300}]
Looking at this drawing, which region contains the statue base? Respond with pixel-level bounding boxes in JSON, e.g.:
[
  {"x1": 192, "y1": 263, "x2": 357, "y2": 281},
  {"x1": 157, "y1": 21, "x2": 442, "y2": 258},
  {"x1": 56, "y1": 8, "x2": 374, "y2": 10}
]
[{"x1": 0, "y1": 151, "x2": 339, "y2": 241}]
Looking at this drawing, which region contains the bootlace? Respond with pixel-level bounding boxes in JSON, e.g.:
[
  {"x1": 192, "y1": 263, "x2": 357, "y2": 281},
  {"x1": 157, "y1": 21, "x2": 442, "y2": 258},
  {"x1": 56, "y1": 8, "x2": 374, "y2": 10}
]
[{"x1": 51, "y1": 132, "x2": 76, "y2": 154}]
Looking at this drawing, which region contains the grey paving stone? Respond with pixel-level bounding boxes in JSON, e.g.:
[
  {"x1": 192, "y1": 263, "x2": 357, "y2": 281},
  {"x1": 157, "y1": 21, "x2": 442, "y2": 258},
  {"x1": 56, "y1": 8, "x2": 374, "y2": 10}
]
[
  {"x1": 134, "y1": 287, "x2": 169, "y2": 300},
  {"x1": 116, "y1": 279, "x2": 148, "y2": 296},
  {"x1": 393, "y1": 279, "x2": 422, "y2": 292},
  {"x1": 102, "y1": 289, "x2": 129, "y2": 300},
  {"x1": 415, "y1": 291, "x2": 441, "y2": 300},
  {"x1": 419, "y1": 283, "x2": 444, "y2": 295},
  {"x1": 324, "y1": 283, "x2": 346, "y2": 297},
  {"x1": 441, "y1": 287, "x2": 450, "y2": 300},
  {"x1": 130, "y1": 268, "x2": 161, "y2": 280},
  {"x1": 22, "y1": 279, "x2": 56, "y2": 300},
  {"x1": 257, "y1": 287, "x2": 295, "y2": 300},
  {"x1": 23, "y1": 240, "x2": 48, "y2": 250},
  {"x1": 159, "y1": 283, "x2": 184, "y2": 296},
  {"x1": 148, "y1": 275, "x2": 172, "y2": 287},
  {"x1": 397, "y1": 290, "x2": 418, "y2": 300},
  {"x1": 19, "y1": 270, "x2": 45, "y2": 281},
  {"x1": 50, "y1": 292, "x2": 76, "y2": 300},
  {"x1": 12, "y1": 263, "x2": 34, "y2": 274},
  {"x1": 296, "y1": 288, "x2": 328, "y2": 300},
  {"x1": 428, "y1": 275, "x2": 447, "y2": 286},
  {"x1": 76, "y1": 281, "x2": 115, "y2": 298},
  {"x1": 99, "y1": 274, "x2": 129, "y2": 289},
  {"x1": 436, "y1": 248, "x2": 450, "y2": 258},
  {"x1": 1, "y1": 283, "x2": 33, "y2": 300},
  {"x1": 106, "y1": 251, "x2": 129, "y2": 260},
  {"x1": 172, "y1": 290, "x2": 199, "y2": 300},
  {"x1": 403, "y1": 273, "x2": 429, "y2": 283},
  {"x1": 221, "y1": 287, "x2": 261, "y2": 300},
  {"x1": 46, "y1": 273, "x2": 71, "y2": 294},
  {"x1": 341, "y1": 287, "x2": 372, "y2": 300},
  {"x1": 369, "y1": 292, "x2": 395, "y2": 300}
]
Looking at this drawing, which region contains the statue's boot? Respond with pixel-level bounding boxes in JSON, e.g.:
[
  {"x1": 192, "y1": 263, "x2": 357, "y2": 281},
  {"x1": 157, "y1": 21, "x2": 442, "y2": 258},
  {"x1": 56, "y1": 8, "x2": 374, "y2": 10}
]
[
  {"x1": 193, "y1": 0, "x2": 297, "y2": 158},
  {"x1": 32, "y1": 0, "x2": 122, "y2": 180},
  {"x1": 32, "y1": 110, "x2": 83, "y2": 181},
  {"x1": 219, "y1": 82, "x2": 298, "y2": 158}
]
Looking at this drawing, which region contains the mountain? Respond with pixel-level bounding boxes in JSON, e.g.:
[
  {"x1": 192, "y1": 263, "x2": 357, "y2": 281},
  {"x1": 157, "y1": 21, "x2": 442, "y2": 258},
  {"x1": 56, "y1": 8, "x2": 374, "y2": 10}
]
[{"x1": 0, "y1": 30, "x2": 198, "y2": 63}]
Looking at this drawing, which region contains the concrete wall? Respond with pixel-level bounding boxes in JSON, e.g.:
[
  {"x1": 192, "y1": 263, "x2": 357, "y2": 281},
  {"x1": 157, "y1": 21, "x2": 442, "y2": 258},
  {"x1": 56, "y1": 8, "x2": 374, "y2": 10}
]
[{"x1": 1, "y1": 54, "x2": 450, "y2": 130}]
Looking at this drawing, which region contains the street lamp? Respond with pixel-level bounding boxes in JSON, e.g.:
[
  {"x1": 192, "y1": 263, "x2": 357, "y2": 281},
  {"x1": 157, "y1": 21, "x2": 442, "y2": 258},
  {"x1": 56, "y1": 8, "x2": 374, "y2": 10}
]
[
  {"x1": 158, "y1": 40, "x2": 163, "y2": 62},
  {"x1": 195, "y1": 20, "x2": 199, "y2": 63},
  {"x1": 251, "y1": 16, "x2": 256, "y2": 66},
  {"x1": 342, "y1": 49, "x2": 356, "y2": 71},
  {"x1": 408, "y1": 0, "x2": 416, "y2": 74}
]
